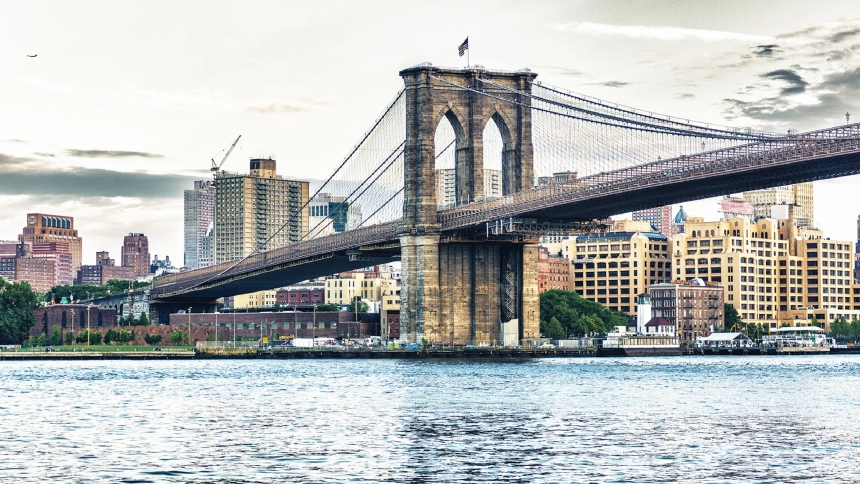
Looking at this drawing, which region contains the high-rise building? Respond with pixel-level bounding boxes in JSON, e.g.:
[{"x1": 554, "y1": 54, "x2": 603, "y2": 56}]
[
  {"x1": 743, "y1": 182, "x2": 814, "y2": 228},
  {"x1": 308, "y1": 193, "x2": 362, "y2": 237},
  {"x1": 215, "y1": 158, "x2": 309, "y2": 264},
  {"x1": 435, "y1": 168, "x2": 502, "y2": 208},
  {"x1": 18, "y1": 213, "x2": 82, "y2": 274},
  {"x1": 30, "y1": 242, "x2": 74, "y2": 286},
  {"x1": 122, "y1": 233, "x2": 150, "y2": 278},
  {"x1": 632, "y1": 206, "x2": 673, "y2": 238},
  {"x1": 565, "y1": 227, "x2": 672, "y2": 315},
  {"x1": 184, "y1": 180, "x2": 215, "y2": 269}
]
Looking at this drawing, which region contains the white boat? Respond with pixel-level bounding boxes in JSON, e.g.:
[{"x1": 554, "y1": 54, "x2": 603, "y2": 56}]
[{"x1": 599, "y1": 326, "x2": 681, "y2": 357}]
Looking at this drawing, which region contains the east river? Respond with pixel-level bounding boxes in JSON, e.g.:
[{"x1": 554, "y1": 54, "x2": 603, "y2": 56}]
[{"x1": 2, "y1": 356, "x2": 860, "y2": 483}]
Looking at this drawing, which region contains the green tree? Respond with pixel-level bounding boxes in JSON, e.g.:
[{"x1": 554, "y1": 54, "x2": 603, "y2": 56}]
[
  {"x1": 0, "y1": 279, "x2": 42, "y2": 345},
  {"x1": 539, "y1": 289, "x2": 631, "y2": 337},
  {"x1": 144, "y1": 333, "x2": 162, "y2": 345},
  {"x1": 830, "y1": 316, "x2": 850, "y2": 342},
  {"x1": 724, "y1": 304, "x2": 743, "y2": 332},
  {"x1": 76, "y1": 329, "x2": 102, "y2": 345},
  {"x1": 64, "y1": 331, "x2": 73, "y2": 345},
  {"x1": 316, "y1": 303, "x2": 339, "y2": 312},
  {"x1": 541, "y1": 316, "x2": 566, "y2": 340},
  {"x1": 170, "y1": 330, "x2": 184, "y2": 345},
  {"x1": 138, "y1": 312, "x2": 149, "y2": 325},
  {"x1": 347, "y1": 299, "x2": 369, "y2": 313},
  {"x1": 49, "y1": 324, "x2": 62, "y2": 346},
  {"x1": 117, "y1": 330, "x2": 131, "y2": 345},
  {"x1": 103, "y1": 328, "x2": 115, "y2": 344}
]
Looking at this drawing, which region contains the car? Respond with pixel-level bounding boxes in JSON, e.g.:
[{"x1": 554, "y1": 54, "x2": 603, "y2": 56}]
[
  {"x1": 406, "y1": 343, "x2": 420, "y2": 350},
  {"x1": 464, "y1": 344, "x2": 475, "y2": 349}
]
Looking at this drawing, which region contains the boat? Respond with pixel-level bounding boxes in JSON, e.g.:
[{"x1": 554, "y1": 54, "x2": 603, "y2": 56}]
[
  {"x1": 762, "y1": 326, "x2": 831, "y2": 353},
  {"x1": 597, "y1": 326, "x2": 682, "y2": 357}
]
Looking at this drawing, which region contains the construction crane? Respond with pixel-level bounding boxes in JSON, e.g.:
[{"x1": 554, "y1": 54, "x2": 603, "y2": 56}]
[{"x1": 211, "y1": 135, "x2": 242, "y2": 174}]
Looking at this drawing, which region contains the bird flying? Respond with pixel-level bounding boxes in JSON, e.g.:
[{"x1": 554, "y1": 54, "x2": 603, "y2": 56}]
[{"x1": 27, "y1": 54, "x2": 37, "y2": 58}]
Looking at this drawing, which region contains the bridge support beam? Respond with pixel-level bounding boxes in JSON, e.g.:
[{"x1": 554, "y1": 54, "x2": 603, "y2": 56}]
[
  {"x1": 400, "y1": 238, "x2": 539, "y2": 346},
  {"x1": 149, "y1": 299, "x2": 219, "y2": 326}
]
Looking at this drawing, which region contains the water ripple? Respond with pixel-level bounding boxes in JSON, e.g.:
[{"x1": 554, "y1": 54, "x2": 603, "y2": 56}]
[{"x1": 2, "y1": 356, "x2": 860, "y2": 482}]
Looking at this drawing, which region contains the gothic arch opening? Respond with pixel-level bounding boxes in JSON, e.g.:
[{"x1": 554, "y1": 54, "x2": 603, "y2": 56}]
[
  {"x1": 434, "y1": 110, "x2": 465, "y2": 209},
  {"x1": 483, "y1": 117, "x2": 503, "y2": 200}
]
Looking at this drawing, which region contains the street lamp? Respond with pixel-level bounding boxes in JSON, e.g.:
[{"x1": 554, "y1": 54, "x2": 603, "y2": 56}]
[
  {"x1": 313, "y1": 304, "x2": 317, "y2": 346},
  {"x1": 187, "y1": 307, "x2": 192, "y2": 347},
  {"x1": 294, "y1": 305, "x2": 298, "y2": 341},
  {"x1": 87, "y1": 305, "x2": 92, "y2": 346},
  {"x1": 70, "y1": 308, "x2": 75, "y2": 347},
  {"x1": 215, "y1": 311, "x2": 218, "y2": 346}
]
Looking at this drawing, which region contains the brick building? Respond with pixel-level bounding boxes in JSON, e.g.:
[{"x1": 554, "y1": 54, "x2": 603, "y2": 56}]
[
  {"x1": 122, "y1": 233, "x2": 150, "y2": 278},
  {"x1": 276, "y1": 286, "x2": 325, "y2": 306},
  {"x1": 649, "y1": 281, "x2": 724, "y2": 343},
  {"x1": 166, "y1": 311, "x2": 380, "y2": 344},
  {"x1": 538, "y1": 246, "x2": 570, "y2": 293},
  {"x1": 18, "y1": 213, "x2": 83, "y2": 274},
  {"x1": 30, "y1": 304, "x2": 117, "y2": 339}
]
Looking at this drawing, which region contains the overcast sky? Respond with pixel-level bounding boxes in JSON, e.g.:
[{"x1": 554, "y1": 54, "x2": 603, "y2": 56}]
[{"x1": 2, "y1": 1, "x2": 859, "y2": 265}]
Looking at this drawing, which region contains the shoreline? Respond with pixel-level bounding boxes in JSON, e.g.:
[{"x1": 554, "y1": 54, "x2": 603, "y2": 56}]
[{"x1": 3, "y1": 345, "x2": 860, "y2": 361}]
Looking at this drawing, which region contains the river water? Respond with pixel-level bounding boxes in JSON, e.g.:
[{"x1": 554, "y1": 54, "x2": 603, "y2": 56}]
[{"x1": 2, "y1": 355, "x2": 859, "y2": 483}]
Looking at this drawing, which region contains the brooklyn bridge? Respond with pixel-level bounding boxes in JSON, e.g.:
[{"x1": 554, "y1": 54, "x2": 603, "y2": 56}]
[{"x1": 150, "y1": 64, "x2": 860, "y2": 344}]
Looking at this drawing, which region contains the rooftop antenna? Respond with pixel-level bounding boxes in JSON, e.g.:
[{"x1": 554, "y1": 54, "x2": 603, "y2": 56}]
[{"x1": 847, "y1": 112, "x2": 851, "y2": 124}]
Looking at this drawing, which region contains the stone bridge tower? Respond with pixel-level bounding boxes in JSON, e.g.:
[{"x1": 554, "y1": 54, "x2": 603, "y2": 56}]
[{"x1": 398, "y1": 64, "x2": 540, "y2": 345}]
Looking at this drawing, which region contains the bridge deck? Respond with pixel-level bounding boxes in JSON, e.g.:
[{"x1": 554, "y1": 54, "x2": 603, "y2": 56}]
[{"x1": 153, "y1": 123, "x2": 860, "y2": 300}]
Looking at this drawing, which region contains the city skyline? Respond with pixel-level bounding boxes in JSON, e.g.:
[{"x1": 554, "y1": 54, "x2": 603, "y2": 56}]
[{"x1": 2, "y1": 1, "x2": 859, "y2": 263}]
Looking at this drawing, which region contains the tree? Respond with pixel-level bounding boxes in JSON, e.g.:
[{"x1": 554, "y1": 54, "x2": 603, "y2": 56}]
[
  {"x1": 50, "y1": 325, "x2": 62, "y2": 346},
  {"x1": 138, "y1": 311, "x2": 149, "y2": 325},
  {"x1": 347, "y1": 299, "x2": 369, "y2": 313},
  {"x1": 539, "y1": 289, "x2": 631, "y2": 337},
  {"x1": 144, "y1": 333, "x2": 162, "y2": 345},
  {"x1": 117, "y1": 330, "x2": 131, "y2": 345},
  {"x1": 541, "y1": 316, "x2": 566, "y2": 340},
  {"x1": 0, "y1": 279, "x2": 42, "y2": 345},
  {"x1": 103, "y1": 328, "x2": 116, "y2": 345},
  {"x1": 724, "y1": 304, "x2": 742, "y2": 332},
  {"x1": 170, "y1": 330, "x2": 184, "y2": 345},
  {"x1": 64, "y1": 331, "x2": 73, "y2": 345},
  {"x1": 316, "y1": 303, "x2": 339, "y2": 312}
]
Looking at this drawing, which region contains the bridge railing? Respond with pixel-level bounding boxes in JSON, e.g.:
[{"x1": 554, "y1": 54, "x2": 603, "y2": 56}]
[
  {"x1": 437, "y1": 123, "x2": 860, "y2": 229},
  {"x1": 151, "y1": 221, "x2": 400, "y2": 298}
]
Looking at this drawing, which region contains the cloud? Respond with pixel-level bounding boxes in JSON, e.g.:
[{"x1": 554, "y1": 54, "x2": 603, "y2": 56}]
[
  {"x1": 828, "y1": 28, "x2": 860, "y2": 43},
  {"x1": 246, "y1": 98, "x2": 328, "y2": 114},
  {"x1": 752, "y1": 44, "x2": 780, "y2": 57},
  {"x1": 721, "y1": 65, "x2": 859, "y2": 127},
  {"x1": 675, "y1": 93, "x2": 695, "y2": 100},
  {"x1": 0, "y1": 153, "x2": 34, "y2": 166},
  {"x1": 0, "y1": 166, "x2": 193, "y2": 199},
  {"x1": 761, "y1": 69, "x2": 808, "y2": 95},
  {"x1": 66, "y1": 149, "x2": 163, "y2": 158},
  {"x1": 542, "y1": 66, "x2": 586, "y2": 78},
  {"x1": 33, "y1": 152, "x2": 55, "y2": 157},
  {"x1": 596, "y1": 81, "x2": 630, "y2": 88},
  {"x1": 554, "y1": 21, "x2": 772, "y2": 43},
  {"x1": 246, "y1": 103, "x2": 311, "y2": 114}
]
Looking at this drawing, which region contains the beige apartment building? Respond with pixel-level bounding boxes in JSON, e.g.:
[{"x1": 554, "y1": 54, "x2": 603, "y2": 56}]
[
  {"x1": 230, "y1": 290, "x2": 278, "y2": 310},
  {"x1": 565, "y1": 221, "x2": 672, "y2": 315},
  {"x1": 744, "y1": 182, "x2": 814, "y2": 229},
  {"x1": 215, "y1": 158, "x2": 309, "y2": 263},
  {"x1": 673, "y1": 216, "x2": 854, "y2": 331}
]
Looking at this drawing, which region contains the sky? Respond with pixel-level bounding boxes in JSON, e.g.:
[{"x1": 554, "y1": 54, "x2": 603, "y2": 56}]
[{"x1": 2, "y1": 1, "x2": 860, "y2": 265}]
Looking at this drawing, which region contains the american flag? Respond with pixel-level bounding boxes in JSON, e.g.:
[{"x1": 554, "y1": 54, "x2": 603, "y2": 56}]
[{"x1": 458, "y1": 37, "x2": 469, "y2": 57}]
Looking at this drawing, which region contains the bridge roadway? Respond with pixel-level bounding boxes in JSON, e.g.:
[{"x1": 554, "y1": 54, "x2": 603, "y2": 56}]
[{"x1": 151, "y1": 123, "x2": 860, "y2": 301}]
